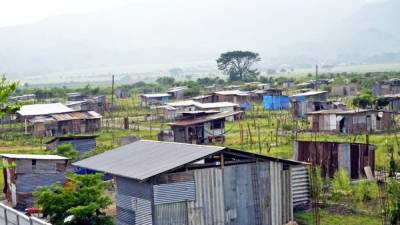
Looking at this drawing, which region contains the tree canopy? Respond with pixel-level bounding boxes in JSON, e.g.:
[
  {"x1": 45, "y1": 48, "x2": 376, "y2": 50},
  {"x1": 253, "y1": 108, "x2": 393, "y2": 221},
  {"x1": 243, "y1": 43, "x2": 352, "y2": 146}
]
[
  {"x1": 35, "y1": 173, "x2": 113, "y2": 225},
  {"x1": 216, "y1": 51, "x2": 260, "y2": 81},
  {"x1": 352, "y1": 90, "x2": 375, "y2": 109},
  {"x1": 0, "y1": 76, "x2": 19, "y2": 118}
]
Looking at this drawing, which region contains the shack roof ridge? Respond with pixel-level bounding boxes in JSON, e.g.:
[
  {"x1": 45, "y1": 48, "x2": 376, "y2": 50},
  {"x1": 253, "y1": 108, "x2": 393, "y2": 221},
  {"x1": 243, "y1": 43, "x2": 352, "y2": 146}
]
[
  {"x1": 0, "y1": 154, "x2": 69, "y2": 160},
  {"x1": 139, "y1": 139, "x2": 226, "y2": 149}
]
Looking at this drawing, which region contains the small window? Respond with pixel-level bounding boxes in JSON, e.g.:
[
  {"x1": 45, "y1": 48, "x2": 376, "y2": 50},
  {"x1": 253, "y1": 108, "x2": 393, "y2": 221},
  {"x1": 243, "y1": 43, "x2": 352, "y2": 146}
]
[{"x1": 32, "y1": 159, "x2": 37, "y2": 169}]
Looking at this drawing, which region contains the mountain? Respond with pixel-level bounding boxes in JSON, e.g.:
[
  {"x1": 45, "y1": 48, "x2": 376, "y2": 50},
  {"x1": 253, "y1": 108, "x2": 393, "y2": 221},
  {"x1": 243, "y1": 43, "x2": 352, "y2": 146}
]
[{"x1": 0, "y1": 0, "x2": 399, "y2": 78}]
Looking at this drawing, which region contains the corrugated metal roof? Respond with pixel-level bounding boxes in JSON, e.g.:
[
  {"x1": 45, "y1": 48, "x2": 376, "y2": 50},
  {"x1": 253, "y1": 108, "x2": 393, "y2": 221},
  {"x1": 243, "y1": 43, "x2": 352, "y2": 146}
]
[
  {"x1": 17, "y1": 103, "x2": 74, "y2": 116},
  {"x1": 51, "y1": 111, "x2": 102, "y2": 121},
  {"x1": 46, "y1": 135, "x2": 98, "y2": 144},
  {"x1": 291, "y1": 91, "x2": 328, "y2": 97},
  {"x1": 306, "y1": 109, "x2": 376, "y2": 115},
  {"x1": 167, "y1": 86, "x2": 187, "y2": 92},
  {"x1": 192, "y1": 95, "x2": 212, "y2": 100},
  {"x1": 169, "y1": 111, "x2": 242, "y2": 126},
  {"x1": 167, "y1": 100, "x2": 197, "y2": 107},
  {"x1": 195, "y1": 102, "x2": 239, "y2": 109},
  {"x1": 73, "y1": 140, "x2": 224, "y2": 181},
  {"x1": 214, "y1": 90, "x2": 249, "y2": 96},
  {"x1": 141, "y1": 93, "x2": 171, "y2": 98},
  {"x1": 0, "y1": 154, "x2": 68, "y2": 160}
]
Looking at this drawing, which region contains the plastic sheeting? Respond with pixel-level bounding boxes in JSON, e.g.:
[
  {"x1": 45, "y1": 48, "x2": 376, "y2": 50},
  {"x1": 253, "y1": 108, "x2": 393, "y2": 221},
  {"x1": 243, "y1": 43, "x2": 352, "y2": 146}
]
[{"x1": 263, "y1": 96, "x2": 289, "y2": 110}]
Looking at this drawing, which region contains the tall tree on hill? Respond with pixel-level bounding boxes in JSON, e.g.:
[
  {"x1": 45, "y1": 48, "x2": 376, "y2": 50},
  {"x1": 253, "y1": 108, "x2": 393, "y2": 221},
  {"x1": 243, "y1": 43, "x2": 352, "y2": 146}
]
[
  {"x1": 0, "y1": 76, "x2": 18, "y2": 118},
  {"x1": 216, "y1": 51, "x2": 261, "y2": 81}
]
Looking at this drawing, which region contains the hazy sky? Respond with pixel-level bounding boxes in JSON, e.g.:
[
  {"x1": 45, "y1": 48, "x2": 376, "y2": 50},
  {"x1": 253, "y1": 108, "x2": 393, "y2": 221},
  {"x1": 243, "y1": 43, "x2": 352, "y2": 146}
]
[
  {"x1": 0, "y1": 0, "x2": 381, "y2": 28},
  {"x1": 0, "y1": 0, "x2": 143, "y2": 27}
]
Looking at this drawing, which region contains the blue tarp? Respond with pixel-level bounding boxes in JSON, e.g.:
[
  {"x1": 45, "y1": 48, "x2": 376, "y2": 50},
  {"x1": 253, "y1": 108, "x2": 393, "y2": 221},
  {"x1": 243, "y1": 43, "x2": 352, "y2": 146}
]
[{"x1": 263, "y1": 95, "x2": 289, "y2": 110}]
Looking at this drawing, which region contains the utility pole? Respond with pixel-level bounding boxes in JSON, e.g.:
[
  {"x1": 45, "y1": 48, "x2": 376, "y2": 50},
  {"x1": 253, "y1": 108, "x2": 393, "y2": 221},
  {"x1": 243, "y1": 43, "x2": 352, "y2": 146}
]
[
  {"x1": 111, "y1": 75, "x2": 115, "y2": 111},
  {"x1": 315, "y1": 64, "x2": 318, "y2": 91}
]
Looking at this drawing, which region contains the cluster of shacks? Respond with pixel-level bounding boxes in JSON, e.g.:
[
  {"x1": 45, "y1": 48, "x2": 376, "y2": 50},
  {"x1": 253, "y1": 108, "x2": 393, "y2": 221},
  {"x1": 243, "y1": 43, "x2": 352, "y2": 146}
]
[{"x1": 74, "y1": 140, "x2": 311, "y2": 225}]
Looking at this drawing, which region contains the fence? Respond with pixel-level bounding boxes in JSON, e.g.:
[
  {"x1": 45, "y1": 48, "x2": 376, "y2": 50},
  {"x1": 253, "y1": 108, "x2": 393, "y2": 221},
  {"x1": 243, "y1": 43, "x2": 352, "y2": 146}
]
[{"x1": 0, "y1": 203, "x2": 51, "y2": 225}]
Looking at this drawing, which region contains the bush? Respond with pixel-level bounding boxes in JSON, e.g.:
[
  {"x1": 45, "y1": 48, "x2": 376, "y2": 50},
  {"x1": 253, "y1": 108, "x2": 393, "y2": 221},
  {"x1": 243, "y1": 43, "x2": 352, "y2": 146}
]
[
  {"x1": 353, "y1": 180, "x2": 379, "y2": 202},
  {"x1": 331, "y1": 169, "x2": 352, "y2": 202}
]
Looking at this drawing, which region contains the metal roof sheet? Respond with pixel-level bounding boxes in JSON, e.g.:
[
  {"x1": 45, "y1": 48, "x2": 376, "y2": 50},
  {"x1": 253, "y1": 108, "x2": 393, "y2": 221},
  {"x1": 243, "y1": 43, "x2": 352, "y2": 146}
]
[
  {"x1": 51, "y1": 111, "x2": 102, "y2": 121},
  {"x1": 214, "y1": 90, "x2": 249, "y2": 96},
  {"x1": 291, "y1": 91, "x2": 328, "y2": 97},
  {"x1": 169, "y1": 111, "x2": 242, "y2": 126},
  {"x1": 17, "y1": 103, "x2": 74, "y2": 116},
  {"x1": 73, "y1": 140, "x2": 225, "y2": 181},
  {"x1": 141, "y1": 93, "x2": 171, "y2": 98},
  {"x1": 195, "y1": 102, "x2": 239, "y2": 109},
  {"x1": 0, "y1": 154, "x2": 68, "y2": 160}
]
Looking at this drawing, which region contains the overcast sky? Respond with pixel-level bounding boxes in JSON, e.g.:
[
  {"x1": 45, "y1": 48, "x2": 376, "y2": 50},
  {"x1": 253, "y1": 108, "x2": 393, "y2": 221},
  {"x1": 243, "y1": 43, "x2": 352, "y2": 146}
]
[{"x1": 0, "y1": 0, "x2": 383, "y2": 28}]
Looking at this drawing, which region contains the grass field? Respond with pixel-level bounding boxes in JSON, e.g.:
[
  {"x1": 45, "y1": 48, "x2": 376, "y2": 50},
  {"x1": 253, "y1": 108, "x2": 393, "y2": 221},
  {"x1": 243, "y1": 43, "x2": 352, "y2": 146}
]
[{"x1": 295, "y1": 210, "x2": 381, "y2": 225}]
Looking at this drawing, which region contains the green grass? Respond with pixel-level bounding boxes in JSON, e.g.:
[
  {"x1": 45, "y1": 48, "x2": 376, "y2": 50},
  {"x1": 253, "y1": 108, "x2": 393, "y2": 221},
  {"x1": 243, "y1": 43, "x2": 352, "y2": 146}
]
[{"x1": 294, "y1": 210, "x2": 381, "y2": 225}]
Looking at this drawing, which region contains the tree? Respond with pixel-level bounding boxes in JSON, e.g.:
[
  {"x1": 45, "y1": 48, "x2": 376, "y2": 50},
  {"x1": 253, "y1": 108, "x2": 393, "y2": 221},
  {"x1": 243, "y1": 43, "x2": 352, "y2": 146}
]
[
  {"x1": 56, "y1": 144, "x2": 78, "y2": 161},
  {"x1": 0, "y1": 76, "x2": 18, "y2": 118},
  {"x1": 35, "y1": 173, "x2": 113, "y2": 225},
  {"x1": 156, "y1": 76, "x2": 175, "y2": 87},
  {"x1": 352, "y1": 90, "x2": 375, "y2": 109},
  {"x1": 216, "y1": 51, "x2": 260, "y2": 81}
]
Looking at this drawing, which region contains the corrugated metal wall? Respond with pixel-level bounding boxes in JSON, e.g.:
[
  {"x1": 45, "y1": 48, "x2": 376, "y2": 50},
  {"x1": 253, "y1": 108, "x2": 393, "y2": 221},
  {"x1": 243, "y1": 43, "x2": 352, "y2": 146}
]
[
  {"x1": 118, "y1": 162, "x2": 296, "y2": 225},
  {"x1": 116, "y1": 177, "x2": 153, "y2": 225},
  {"x1": 59, "y1": 138, "x2": 96, "y2": 154},
  {"x1": 291, "y1": 165, "x2": 310, "y2": 207},
  {"x1": 187, "y1": 168, "x2": 225, "y2": 225},
  {"x1": 154, "y1": 202, "x2": 188, "y2": 225},
  {"x1": 294, "y1": 141, "x2": 375, "y2": 179}
]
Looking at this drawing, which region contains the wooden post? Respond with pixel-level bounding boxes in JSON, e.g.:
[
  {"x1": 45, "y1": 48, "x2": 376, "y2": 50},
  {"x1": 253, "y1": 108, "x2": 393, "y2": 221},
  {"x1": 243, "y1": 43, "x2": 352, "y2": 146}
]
[
  {"x1": 257, "y1": 125, "x2": 261, "y2": 154},
  {"x1": 220, "y1": 153, "x2": 224, "y2": 169}
]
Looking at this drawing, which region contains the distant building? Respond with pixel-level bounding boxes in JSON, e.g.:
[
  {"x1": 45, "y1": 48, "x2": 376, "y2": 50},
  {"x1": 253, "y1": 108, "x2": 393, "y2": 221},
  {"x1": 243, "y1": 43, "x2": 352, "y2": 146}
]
[
  {"x1": 306, "y1": 109, "x2": 393, "y2": 134},
  {"x1": 251, "y1": 88, "x2": 284, "y2": 102},
  {"x1": 289, "y1": 91, "x2": 331, "y2": 119},
  {"x1": 115, "y1": 88, "x2": 131, "y2": 98},
  {"x1": 140, "y1": 93, "x2": 171, "y2": 107},
  {"x1": 331, "y1": 84, "x2": 358, "y2": 97},
  {"x1": 65, "y1": 93, "x2": 107, "y2": 114},
  {"x1": 9, "y1": 94, "x2": 36, "y2": 102},
  {"x1": 192, "y1": 95, "x2": 213, "y2": 103},
  {"x1": 30, "y1": 111, "x2": 102, "y2": 137},
  {"x1": 169, "y1": 111, "x2": 242, "y2": 144},
  {"x1": 382, "y1": 93, "x2": 400, "y2": 112},
  {"x1": 263, "y1": 96, "x2": 289, "y2": 110},
  {"x1": 73, "y1": 140, "x2": 309, "y2": 225},
  {"x1": 167, "y1": 86, "x2": 187, "y2": 100},
  {"x1": 16, "y1": 103, "x2": 75, "y2": 122},
  {"x1": 1, "y1": 154, "x2": 68, "y2": 209},
  {"x1": 294, "y1": 140, "x2": 374, "y2": 179},
  {"x1": 373, "y1": 79, "x2": 400, "y2": 96},
  {"x1": 214, "y1": 90, "x2": 251, "y2": 110},
  {"x1": 46, "y1": 135, "x2": 97, "y2": 154},
  {"x1": 257, "y1": 83, "x2": 271, "y2": 90}
]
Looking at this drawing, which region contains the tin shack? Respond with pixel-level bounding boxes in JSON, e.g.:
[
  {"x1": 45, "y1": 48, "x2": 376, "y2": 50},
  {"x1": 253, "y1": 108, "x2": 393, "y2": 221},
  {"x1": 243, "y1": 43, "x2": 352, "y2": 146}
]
[
  {"x1": 290, "y1": 91, "x2": 332, "y2": 119},
  {"x1": 30, "y1": 111, "x2": 102, "y2": 137},
  {"x1": 115, "y1": 88, "x2": 131, "y2": 98},
  {"x1": 46, "y1": 135, "x2": 97, "y2": 154},
  {"x1": 373, "y1": 79, "x2": 400, "y2": 96},
  {"x1": 1, "y1": 154, "x2": 68, "y2": 209},
  {"x1": 169, "y1": 111, "x2": 242, "y2": 144},
  {"x1": 294, "y1": 140, "x2": 375, "y2": 179},
  {"x1": 214, "y1": 90, "x2": 251, "y2": 110},
  {"x1": 167, "y1": 86, "x2": 187, "y2": 100},
  {"x1": 306, "y1": 109, "x2": 393, "y2": 134},
  {"x1": 73, "y1": 140, "x2": 309, "y2": 225},
  {"x1": 140, "y1": 93, "x2": 171, "y2": 107},
  {"x1": 331, "y1": 84, "x2": 358, "y2": 97}
]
